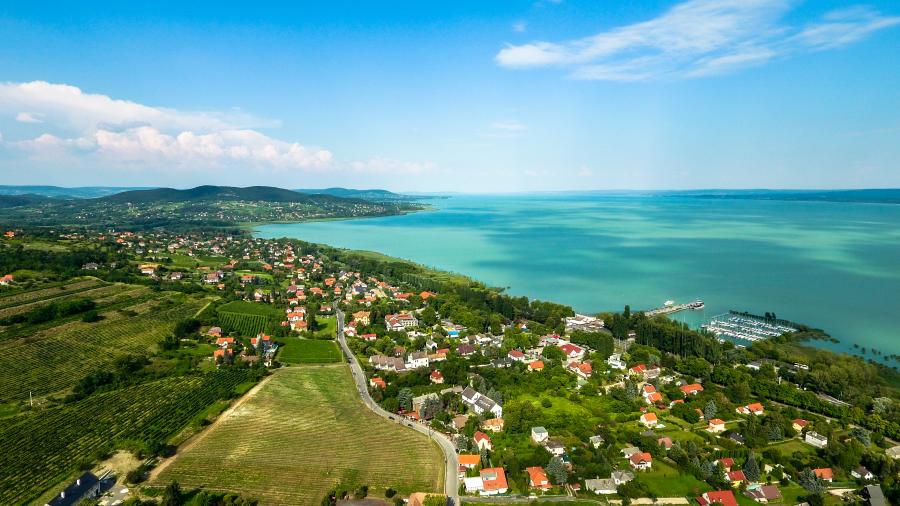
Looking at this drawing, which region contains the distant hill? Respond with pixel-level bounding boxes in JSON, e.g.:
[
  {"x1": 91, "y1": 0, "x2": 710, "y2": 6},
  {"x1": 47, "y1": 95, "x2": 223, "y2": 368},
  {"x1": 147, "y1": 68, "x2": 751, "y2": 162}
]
[
  {"x1": 0, "y1": 194, "x2": 55, "y2": 208},
  {"x1": 675, "y1": 189, "x2": 900, "y2": 205},
  {"x1": 0, "y1": 185, "x2": 149, "y2": 199},
  {"x1": 293, "y1": 187, "x2": 416, "y2": 201},
  {"x1": 102, "y1": 185, "x2": 358, "y2": 204}
]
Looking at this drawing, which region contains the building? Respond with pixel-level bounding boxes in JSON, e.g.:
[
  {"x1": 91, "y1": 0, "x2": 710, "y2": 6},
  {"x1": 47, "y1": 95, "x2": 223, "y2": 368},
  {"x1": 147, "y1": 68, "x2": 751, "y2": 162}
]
[
  {"x1": 629, "y1": 452, "x2": 653, "y2": 471},
  {"x1": 458, "y1": 454, "x2": 481, "y2": 469},
  {"x1": 640, "y1": 412, "x2": 658, "y2": 428},
  {"x1": 887, "y1": 445, "x2": 900, "y2": 459},
  {"x1": 680, "y1": 383, "x2": 704, "y2": 396},
  {"x1": 863, "y1": 485, "x2": 887, "y2": 506},
  {"x1": 46, "y1": 472, "x2": 102, "y2": 506},
  {"x1": 708, "y1": 418, "x2": 727, "y2": 433},
  {"x1": 406, "y1": 351, "x2": 430, "y2": 369},
  {"x1": 430, "y1": 370, "x2": 444, "y2": 384},
  {"x1": 545, "y1": 441, "x2": 565, "y2": 456},
  {"x1": 813, "y1": 468, "x2": 833, "y2": 482},
  {"x1": 607, "y1": 353, "x2": 626, "y2": 370},
  {"x1": 483, "y1": 417, "x2": 504, "y2": 432},
  {"x1": 585, "y1": 478, "x2": 617, "y2": 495},
  {"x1": 805, "y1": 431, "x2": 828, "y2": 449},
  {"x1": 697, "y1": 490, "x2": 738, "y2": 506},
  {"x1": 385, "y1": 312, "x2": 419, "y2": 331},
  {"x1": 589, "y1": 435, "x2": 605, "y2": 448},
  {"x1": 528, "y1": 360, "x2": 544, "y2": 371},
  {"x1": 474, "y1": 431, "x2": 493, "y2": 451},
  {"x1": 526, "y1": 466, "x2": 552, "y2": 490},
  {"x1": 852, "y1": 466, "x2": 875, "y2": 480},
  {"x1": 352, "y1": 311, "x2": 371, "y2": 325},
  {"x1": 480, "y1": 467, "x2": 509, "y2": 495},
  {"x1": 746, "y1": 484, "x2": 782, "y2": 503},
  {"x1": 461, "y1": 387, "x2": 503, "y2": 417},
  {"x1": 792, "y1": 419, "x2": 809, "y2": 432},
  {"x1": 531, "y1": 426, "x2": 549, "y2": 443},
  {"x1": 736, "y1": 402, "x2": 765, "y2": 416}
]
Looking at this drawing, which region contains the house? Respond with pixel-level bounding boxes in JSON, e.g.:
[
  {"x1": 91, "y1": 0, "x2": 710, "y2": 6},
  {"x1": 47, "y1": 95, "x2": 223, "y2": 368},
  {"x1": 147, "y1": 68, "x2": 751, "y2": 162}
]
[
  {"x1": 708, "y1": 418, "x2": 727, "y2": 433},
  {"x1": 545, "y1": 441, "x2": 566, "y2": 456},
  {"x1": 640, "y1": 412, "x2": 658, "y2": 428},
  {"x1": 526, "y1": 466, "x2": 552, "y2": 490},
  {"x1": 385, "y1": 312, "x2": 418, "y2": 331},
  {"x1": 461, "y1": 387, "x2": 503, "y2": 417},
  {"x1": 863, "y1": 485, "x2": 887, "y2": 506},
  {"x1": 215, "y1": 337, "x2": 235, "y2": 347},
  {"x1": 621, "y1": 446, "x2": 641, "y2": 458},
  {"x1": 612, "y1": 471, "x2": 635, "y2": 485},
  {"x1": 607, "y1": 353, "x2": 627, "y2": 370},
  {"x1": 813, "y1": 468, "x2": 833, "y2": 482},
  {"x1": 412, "y1": 393, "x2": 439, "y2": 415},
  {"x1": 585, "y1": 478, "x2": 617, "y2": 495},
  {"x1": 657, "y1": 436, "x2": 673, "y2": 450},
  {"x1": 589, "y1": 435, "x2": 605, "y2": 448},
  {"x1": 852, "y1": 466, "x2": 875, "y2": 480},
  {"x1": 369, "y1": 354, "x2": 406, "y2": 372},
  {"x1": 207, "y1": 326, "x2": 222, "y2": 338},
  {"x1": 464, "y1": 477, "x2": 485, "y2": 494},
  {"x1": 630, "y1": 363, "x2": 660, "y2": 379},
  {"x1": 459, "y1": 454, "x2": 481, "y2": 469},
  {"x1": 474, "y1": 431, "x2": 493, "y2": 451},
  {"x1": 406, "y1": 351, "x2": 430, "y2": 369},
  {"x1": 457, "y1": 344, "x2": 476, "y2": 357},
  {"x1": 213, "y1": 348, "x2": 233, "y2": 361},
  {"x1": 792, "y1": 419, "x2": 809, "y2": 432},
  {"x1": 369, "y1": 377, "x2": 386, "y2": 389},
  {"x1": 645, "y1": 392, "x2": 663, "y2": 405},
  {"x1": 430, "y1": 370, "x2": 444, "y2": 384},
  {"x1": 805, "y1": 431, "x2": 828, "y2": 449},
  {"x1": 736, "y1": 403, "x2": 765, "y2": 416},
  {"x1": 352, "y1": 311, "x2": 370, "y2": 325},
  {"x1": 528, "y1": 360, "x2": 544, "y2": 372},
  {"x1": 479, "y1": 467, "x2": 508, "y2": 495},
  {"x1": 46, "y1": 472, "x2": 103, "y2": 506},
  {"x1": 718, "y1": 458, "x2": 735, "y2": 472},
  {"x1": 629, "y1": 452, "x2": 653, "y2": 471},
  {"x1": 697, "y1": 490, "x2": 739, "y2": 506},
  {"x1": 726, "y1": 470, "x2": 746, "y2": 486},
  {"x1": 532, "y1": 426, "x2": 550, "y2": 443},
  {"x1": 508, "y1": 350, "x2": 526, "y2": 362},
  {"x1": 483, "y1": 418, "x2": 504, "y2": 432},
  {"x1": 452, "y1": 414, "x2": 470, "y2": 431},
  {"x1": 745, "y1": 484, "x2": 782, "y2": 503},
  {"x1": 559, "y1": 343, "x2": 585, "y2": 361},
  {"x1": 680, "y1": 383, "x2": 704, "y2": 396},
  {"x1": 568, "y1": 361, "x2": 593, "y2": 379}
]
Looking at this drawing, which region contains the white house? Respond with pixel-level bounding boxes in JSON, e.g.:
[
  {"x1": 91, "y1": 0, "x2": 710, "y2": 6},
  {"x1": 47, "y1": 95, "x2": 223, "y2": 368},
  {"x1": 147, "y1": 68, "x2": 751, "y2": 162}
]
[
  {"x1": 805, "y1": 431, "x2": 828, "y2": 449},
  {"x1": 385, "y1": 312, "x2": 418, "y2": 331},
  {"x1": 461, "y1": 387, "x2": 503, "y2": 418},
  {"x1": 406, "y1": 351, "x2": 430, "y2": 370},
  {"x1": 607, "y1": 353, "x2": 627, "y2": 370},
  {"x1": 531, "y1": 426, "x2": 549, "y2": 443}
]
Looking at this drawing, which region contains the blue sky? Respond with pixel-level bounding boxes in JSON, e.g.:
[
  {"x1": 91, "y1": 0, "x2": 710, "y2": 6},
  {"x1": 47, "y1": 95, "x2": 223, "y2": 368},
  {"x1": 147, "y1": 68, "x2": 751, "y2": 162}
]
[{"x1": 0, "y1": 0, "x2": 898, "y2": 192}]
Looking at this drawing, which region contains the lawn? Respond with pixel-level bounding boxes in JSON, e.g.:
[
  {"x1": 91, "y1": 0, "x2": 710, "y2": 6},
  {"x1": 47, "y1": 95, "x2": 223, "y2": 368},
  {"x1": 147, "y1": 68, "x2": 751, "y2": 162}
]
[
  {"x1": 278, "y1": 338, "x2": 342, "y2": 364},
  {"x1": 767, "y1": 438, "x2": 816, "y2": 458},
  {"x1": 634, "y1": 460, "x2": 709, "y2": 497},
  {"x1": 312, "y1": 316, "x2": 337, "y2": 338},
  {"x1": 153, "y1": 365, "x2": 444, "y2": 504},
  {"x1": 517, "y1": 393, "x2": 593, "y2": 418}
]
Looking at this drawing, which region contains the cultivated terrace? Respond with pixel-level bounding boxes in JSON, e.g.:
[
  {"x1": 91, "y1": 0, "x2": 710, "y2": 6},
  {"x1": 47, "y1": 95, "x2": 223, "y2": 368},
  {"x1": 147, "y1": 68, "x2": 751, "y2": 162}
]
[{"x1": 2, "y1": 225, "x2": 900, "y2": 506}]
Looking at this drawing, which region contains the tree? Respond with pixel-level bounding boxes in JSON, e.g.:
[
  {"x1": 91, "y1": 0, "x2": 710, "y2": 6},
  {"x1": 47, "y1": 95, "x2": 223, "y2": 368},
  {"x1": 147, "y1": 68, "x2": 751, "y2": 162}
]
[
  {"x1": 161, "y1": 481, "x2": 183, "y2": 506},
  {"x1": 743, "y1": 453, "x2": 760, "y2": 483},
  {"x1": 547, "y1": 456, "x2": 567, "y2": 485},
  {"x1": 704, "y1": 401, "x2": 717, "y2": 420},
  {"x1": 850, "y1": 427, "x2": 871, "y2": 446},
  {"x1": 798, "y1": 469, "x2": 826, "y2": 495},
  {"x1": 397, "y1": 388, "x2": 413, "y2": 412}
]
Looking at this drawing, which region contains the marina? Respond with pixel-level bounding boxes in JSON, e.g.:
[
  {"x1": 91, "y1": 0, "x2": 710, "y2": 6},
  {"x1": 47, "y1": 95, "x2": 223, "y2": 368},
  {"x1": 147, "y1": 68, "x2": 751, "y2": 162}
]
[
  {"x1": 702, "y1": 311, "x2": 797, "y2": 343},
  {"x1": 644, "y1": 299, "x2": 705, "y2": 317}
]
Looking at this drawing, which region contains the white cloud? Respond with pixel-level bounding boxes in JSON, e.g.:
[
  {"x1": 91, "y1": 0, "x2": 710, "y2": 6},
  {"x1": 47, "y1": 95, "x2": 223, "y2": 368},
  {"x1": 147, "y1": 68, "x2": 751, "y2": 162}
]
[
  {"x1": 15, "y1": 112, "x2": 43, "y2": 123},
  {"x1": 513, "y1": 21, "x2": 528, "y2": 33},
  {"x1": 0, "y1": 81, "x2": 430, "y2": 176},
  {"x1": 495, "y1": 0, "x2": 900, "y2": 81},
  {"x1": 491, "y1": 120, "x2": 527, "y2": 132}
]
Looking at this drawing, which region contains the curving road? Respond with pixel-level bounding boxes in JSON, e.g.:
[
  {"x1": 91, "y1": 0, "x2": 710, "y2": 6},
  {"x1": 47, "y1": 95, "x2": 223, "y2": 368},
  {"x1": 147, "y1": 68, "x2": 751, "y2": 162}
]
[{"x1": 335, "y1": 307, "x2": 460, "y2": 505}]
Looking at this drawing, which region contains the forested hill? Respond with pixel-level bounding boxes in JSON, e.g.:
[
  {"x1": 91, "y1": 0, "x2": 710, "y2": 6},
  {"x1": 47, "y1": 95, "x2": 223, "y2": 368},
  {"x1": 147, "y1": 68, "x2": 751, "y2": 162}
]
[
  {"x1": 102, "y1": 185, "x2": 362, "y2": 204},
  {"x1": 293, "y1": 187, "x2": 416, "y2": 201}
]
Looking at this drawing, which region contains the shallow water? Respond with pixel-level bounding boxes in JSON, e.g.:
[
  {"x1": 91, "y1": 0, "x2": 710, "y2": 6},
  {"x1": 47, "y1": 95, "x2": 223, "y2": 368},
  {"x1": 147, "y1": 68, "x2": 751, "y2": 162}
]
[{"x1": 255, "y1": 194, "x2": 900, "y2": 357}]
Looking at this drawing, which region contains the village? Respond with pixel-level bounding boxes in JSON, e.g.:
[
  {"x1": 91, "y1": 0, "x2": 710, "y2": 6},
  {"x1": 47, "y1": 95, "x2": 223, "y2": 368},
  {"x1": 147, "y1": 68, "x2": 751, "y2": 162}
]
[{"x1": 6, "y1": 227, "x2": 896, "y2": 506}]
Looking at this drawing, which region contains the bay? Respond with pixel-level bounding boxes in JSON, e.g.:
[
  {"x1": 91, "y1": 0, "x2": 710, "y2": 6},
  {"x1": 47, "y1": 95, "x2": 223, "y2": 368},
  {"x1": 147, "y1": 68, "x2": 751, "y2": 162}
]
[{"x1": 254, "y1": 194, "x2": 900, "y2": 358}]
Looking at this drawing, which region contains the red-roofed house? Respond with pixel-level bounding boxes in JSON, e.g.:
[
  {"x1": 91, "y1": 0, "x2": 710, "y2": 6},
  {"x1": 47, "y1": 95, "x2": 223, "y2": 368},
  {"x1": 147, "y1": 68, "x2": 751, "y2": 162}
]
[
  {"x1": 483, "y1": 417, "x2": 504, "y2": 432},
  {"x1": 718, "y1": 458, "x2": 735, "y2": 472},
  {"x1": 215, "y1": 337, "x2": 235, "y2": 347},
  {"x1": 727, "y1": 470, "x2": 746, "y2": 486},
  {"x1": 508, "y1": 350, "x2": 526, "y2": 362},
  {"x1": 736, "y1": 403, "x2": 765, "y2": 416},
  {"x1": 559, "y1": 343, "x2": 585, "y2": 360},
  {"x1": 645, "y1": 392, "x2": 663, "y2": 405},
  {"x1": 459, "y1": 454, "x2": 481, "y2": 469},
  {"x1": 708, "y1": 418, "x2": 727, "y2": 433},
  {"x1": 697, "y1": 490, "x2": 738, "y2": 506},
  {"x1": 430, "y1": 370, "x2": 444, "y2": 384},
  {"x1": 813, "y1": 468, "x2": 833, "y2": 482},
  {"x1": 640, "y1": 412, "x2": 658, "y2": 428},
  {"x1": 528, "y1": 360, "x2": 544, "y2": 372},
  {"x1": 680, "y1": 383, "x2": 704, "y2": 396},
  {"x1": 480, "y1": 467, "x2": 508, "y2": 495},
  {"x1": 526, "y1": 466, "x2": 552, "y2": 490},
  {"x1": 792, "y1": 419, "x2": 809, "y2": 432},
  {"x1": 629, "y1": 452, "x2": 653, "y2": 471},
  {"x1": 474, "y1": 431, "x2": 493, "y2": 451},
  {"x1": 369, "y1": 377, "x2": 386, "y2": 389}
]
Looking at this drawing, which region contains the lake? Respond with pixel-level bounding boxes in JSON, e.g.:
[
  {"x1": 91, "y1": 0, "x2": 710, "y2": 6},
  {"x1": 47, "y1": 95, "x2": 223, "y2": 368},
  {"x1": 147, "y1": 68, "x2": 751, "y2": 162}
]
[{"x1": 255, "y1": 194, "x2": 900, "y2": 358}]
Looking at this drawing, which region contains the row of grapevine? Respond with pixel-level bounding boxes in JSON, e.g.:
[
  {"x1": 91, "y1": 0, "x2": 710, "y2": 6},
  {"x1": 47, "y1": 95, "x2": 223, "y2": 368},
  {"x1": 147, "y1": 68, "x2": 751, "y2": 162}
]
[
  {"x1": 0, "y1": 369, "x2": 253, "y2": 505},
  {"x1": 218, "y1": 311, "x2": 271, "y2": 336}
]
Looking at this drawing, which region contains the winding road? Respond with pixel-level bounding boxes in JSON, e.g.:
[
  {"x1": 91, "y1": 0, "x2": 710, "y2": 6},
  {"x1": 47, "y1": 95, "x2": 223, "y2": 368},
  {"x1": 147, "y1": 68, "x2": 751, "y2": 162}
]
[{"x1": 335, "y1": 307, "x2": 460, "y2": 505}]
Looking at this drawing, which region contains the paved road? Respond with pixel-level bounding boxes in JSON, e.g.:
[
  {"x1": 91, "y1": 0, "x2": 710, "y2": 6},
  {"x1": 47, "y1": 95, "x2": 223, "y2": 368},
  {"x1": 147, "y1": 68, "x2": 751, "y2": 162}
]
[{"x1": 335, "y1": 307, "x2": 460, "y2": 505}]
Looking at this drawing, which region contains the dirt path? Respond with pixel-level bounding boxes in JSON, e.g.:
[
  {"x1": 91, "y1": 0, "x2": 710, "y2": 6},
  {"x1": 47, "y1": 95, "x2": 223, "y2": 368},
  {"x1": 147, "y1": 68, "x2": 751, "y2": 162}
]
[{"x1": 148, "y1": 372, "x2": 276, "y2": 482}]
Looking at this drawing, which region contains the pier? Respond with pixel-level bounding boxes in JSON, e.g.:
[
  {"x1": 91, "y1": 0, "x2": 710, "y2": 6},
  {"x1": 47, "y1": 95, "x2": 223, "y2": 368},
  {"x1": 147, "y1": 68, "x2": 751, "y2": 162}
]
[{"x1": 644, "y1": 300, "x2": 704, "y2": 317}]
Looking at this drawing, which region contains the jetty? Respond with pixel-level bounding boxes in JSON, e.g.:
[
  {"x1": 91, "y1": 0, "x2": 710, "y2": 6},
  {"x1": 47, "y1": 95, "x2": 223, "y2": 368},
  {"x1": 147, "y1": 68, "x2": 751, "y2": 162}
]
[{"x1": 644, "y1": 300, "x2": 704, "y2": 317}]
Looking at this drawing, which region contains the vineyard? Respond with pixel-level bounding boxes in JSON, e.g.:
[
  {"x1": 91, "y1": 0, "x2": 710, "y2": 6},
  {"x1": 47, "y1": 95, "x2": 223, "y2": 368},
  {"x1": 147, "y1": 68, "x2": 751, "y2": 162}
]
[
  {"x1": 154, "y1": 366, "x2": 443, "y2": 504},
  {"x1": 0, "y1": 283, "x2": 137, "y2": 321},
  {"x1": 0, "y1": 296, "x2": 207, "y2": 402},
  {"x1": 0, "y1": 278, "x2": 105, "y2": 310},
  {"x1": 0, "y1": 369, "x2": 253, "y2": 505},
  {"x1": 216, "y1": 300, "x2": 282, "y2": 336}
]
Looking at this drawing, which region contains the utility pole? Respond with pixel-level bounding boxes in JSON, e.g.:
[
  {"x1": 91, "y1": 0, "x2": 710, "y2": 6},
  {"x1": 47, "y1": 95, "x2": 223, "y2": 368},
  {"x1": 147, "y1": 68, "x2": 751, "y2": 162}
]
[{"x1": 29, "y1": 390, "x2": 33, "y2": 407}]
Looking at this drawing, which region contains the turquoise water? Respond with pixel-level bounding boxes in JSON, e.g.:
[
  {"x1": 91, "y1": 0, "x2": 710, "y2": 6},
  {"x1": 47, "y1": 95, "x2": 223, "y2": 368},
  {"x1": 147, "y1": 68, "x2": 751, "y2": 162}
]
[{"x1": 255, "y1": 194, "x2": 900, "y2": 357}]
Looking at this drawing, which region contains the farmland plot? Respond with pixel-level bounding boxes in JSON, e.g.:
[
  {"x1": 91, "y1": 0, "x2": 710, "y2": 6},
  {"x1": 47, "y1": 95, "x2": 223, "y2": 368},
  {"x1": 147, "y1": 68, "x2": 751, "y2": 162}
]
[
  {"x1": 0, "y1": 278, "x2": 104, "y2": 310},
  {"x1": 154, "y1": 365, "x2": 443, "y2": 504}
]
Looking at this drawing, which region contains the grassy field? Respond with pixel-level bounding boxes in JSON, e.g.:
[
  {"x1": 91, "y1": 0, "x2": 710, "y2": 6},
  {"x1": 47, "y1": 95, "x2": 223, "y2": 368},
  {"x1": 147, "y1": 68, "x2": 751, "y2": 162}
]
[
  {"x1": 312, "y1": 315, "x2": 336, "y2": 338},
  {"x1": 0, "y1": 295, "x2": 206, "y2": 402},
  {"x1": 154, "y1": 365, "x2": 444, "y2": 504},
  {"x1": 767, "y1": 438, "x2": 816, "y2": 458},
  {"x1": 278, "y1": 338, "x2": 342, "y2": 364},
  {"x1": 634, "y1": 460, "x2": 709, "y2": 497}
]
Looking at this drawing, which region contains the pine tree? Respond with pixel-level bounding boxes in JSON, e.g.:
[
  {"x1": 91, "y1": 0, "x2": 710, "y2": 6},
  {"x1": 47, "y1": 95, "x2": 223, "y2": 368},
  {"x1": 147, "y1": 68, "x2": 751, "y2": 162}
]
[
  {"x1": 704, "y1": 400, "x2": 717, "y2": 420},
  {"x1": 547, "y1": 456, "x2": 567, "y2": 485},
  {"x1": 397, "y1": 388, "x2": 413, "y2": 412},
  {"x1": 743, "y1": 453, "x2": 760, "y2": 483}
]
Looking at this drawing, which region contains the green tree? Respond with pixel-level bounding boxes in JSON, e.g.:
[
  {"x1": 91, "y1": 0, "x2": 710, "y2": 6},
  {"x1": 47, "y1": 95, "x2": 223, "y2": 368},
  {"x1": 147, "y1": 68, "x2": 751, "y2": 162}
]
[
  {"x1": 547, "y1": 456, "x2": 567, "y2": 485},
  {"x1": 743, "y1": 453, "x2": 760, "y2": 483},
  {"x1": 397, "y1": 388, "x2": 413, "y2": 412},
  {"x1": 704, "y1": 401, "x2": 717, "y2": 420},
  {"x1": 162, "y1": 481, "x2": 183, "y2": 506},
  {"x1": 798, "y1": 469, "x2": 826, "y2": 495}
]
